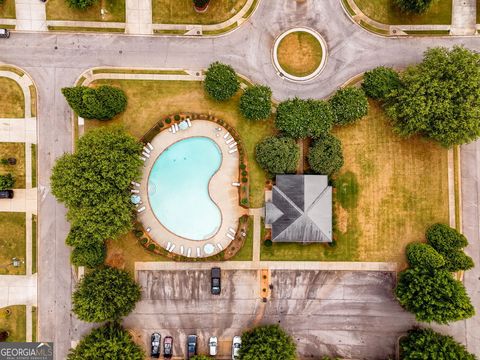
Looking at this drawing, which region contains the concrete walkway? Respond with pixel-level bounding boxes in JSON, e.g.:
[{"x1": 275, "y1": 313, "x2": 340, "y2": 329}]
[
  {"x1": 0, "y1": 188, "x2": 37, "y2": 212},
  {"x1": 451, "y1": 0, "x2": 477, "y2": 35},
  {"x1": 0, "y1": 118, "x2": 37, "y2": 143},
  {"x1": 125, "y1": 0, "x2": 152, "y2": 35},
  {"x1": 14, "y1": 0, "x2": 47, "y2": 31},
  {"x1": 0, "y1": 274, "x2": 37, "y2": 308},
  {"x1": 248, "y1": 208, "x2": 264, "y2": 262}
]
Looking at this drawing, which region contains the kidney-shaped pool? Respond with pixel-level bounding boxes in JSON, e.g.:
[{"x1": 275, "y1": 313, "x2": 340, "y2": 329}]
[{"x1": 148, "y1": 137, "x2": 222, "y2": 240}]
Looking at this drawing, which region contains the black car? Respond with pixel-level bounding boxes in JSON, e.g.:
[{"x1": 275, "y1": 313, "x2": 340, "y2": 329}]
[
  {"x1": 211, "y1": 267, "x2": 221, "y2": 295},
  {"x1": 0, "y1": 29, "x2": 10, "y2": 39},
  {"x1": 0, "y1": 190, "x2": 13, "y2": 199},
  {"x1": 187, "y1": 335, "x2": 197, "y2": 359},
  {"x1": 163, "y1": 336, "x2": 173, "y2": 359},
  {"x1": 151, "y1": 333, "x2": 161, "y2": 358}
]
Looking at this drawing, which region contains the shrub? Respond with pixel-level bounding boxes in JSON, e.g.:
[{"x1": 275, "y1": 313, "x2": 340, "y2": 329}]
[
  {"x1": 71, "y1": 242, "x2": 106, "y2": 268},
  {"x1": 405, "y1": 243, "x2": 445, "y2": 270},
  {"x1": 264, "y1": 239, "x2": 272, "y2": 247},
  {"x1": 362, "y1": 66, "x2": 401, "y2": 100},
  {"x1": 62, "y1": 85, "x2": 127, "y2": 120},
  {"x1": 442, "y1": 250, "x2": 475, "y2": 272},
  {"x1": 239, "y1": 85, "x2": 272, "y2": 120},
  {"x1": 0, "y1": 158, "x2": 8, "y2": 165},
  {"x1": 395, "y1": 267, "x2": 474, "y2": 324},
  {"x1": 67, "y1": 322, "x2": 144, "y2": 360},
  {"x1": 72, "y1": 267, "x2": 141, "y2": 322},
  {"x1": 66, "y1": 0, "x2": 98, "y2": 10},
  {"x1": 330, "y1": 87, "x2": 369, "y2": 125},
  {"x1": 140, "y1": 238, "x2": 148, "y2": 245},
  {"x1": 241, "y1": 170, "x2": 248, "y2": 176},
  {"x1": 307, "y1": 134, "x2": 344, "y2": 176},
  {"x1": 204, "y1": 62, "x2": 239, "y2": 101},
  {"x1": 147, "y1": 243, "x2": 155, "y2": 251},
  {"x1": 255, "y1": 136, "x2": 300, "y2": 175},
  {"x1": 174, "y1": 114, "x2": 180, "y2": 121},
  {"x1": 0, "y1": 330, "x2": 9, "y2": 342},
  {"x1": 426, "y1": 223, "x2": 468, "y2": 252},
  {"x1": 400, "y1": 328, "x2": 476, "y2": 360},
  {"x1": 276, "y1": 98, "x2": 334, "y2": 139},
  {"x1": 240, "y1": 324, "x2": 296, "y2": 360},
  {"x1": 193, "y1": 0, "x2": 209, "y2": 8},
  {"x1": 386, "y1": 46, "x2": 480, "y2": 147},
  {"x1": 165, "y1": 118, "x2": 171, "y2": 124},
  {"x1": 241, "y1": 177, "x2": 248, "y2": 183},
  {"x1": 241, "y1": 198, "x2": 248, "y2": 205},
  {"x1": 393, "y1": 0, "x2": 433, "y2": 13},
  {"x1": 0, "y1": 173, "x2": 15, "y2": 190},
  {"x1": 240, "y1": 163, "x2": 246, "y2": 170},
  {"x1": 134, "y1": 230, "x2": 143, "y2": 238}
]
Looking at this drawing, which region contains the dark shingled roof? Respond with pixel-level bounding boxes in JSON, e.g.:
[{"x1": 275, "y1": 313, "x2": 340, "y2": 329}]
[{"x1": 265, "y1": 175, "x2": 332, "y2": 243}]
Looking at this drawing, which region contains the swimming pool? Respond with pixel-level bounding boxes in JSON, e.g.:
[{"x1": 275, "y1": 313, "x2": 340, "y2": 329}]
[{"x1": 148, "y1": 137, "x2": 222, "y2": 240}]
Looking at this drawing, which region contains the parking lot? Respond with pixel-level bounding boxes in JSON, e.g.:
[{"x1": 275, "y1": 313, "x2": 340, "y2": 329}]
[{"x1": 124, "y1": 269, "x2": 416, "y2": 359}]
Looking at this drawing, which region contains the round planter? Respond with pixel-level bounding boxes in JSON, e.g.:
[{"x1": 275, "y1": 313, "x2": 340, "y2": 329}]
[
  {"x1": 194, "y1": 0, "x2": 210, "y2": 13},
  {"x1": 272, "y1": 27, "x2": 328, "y2": 83}
]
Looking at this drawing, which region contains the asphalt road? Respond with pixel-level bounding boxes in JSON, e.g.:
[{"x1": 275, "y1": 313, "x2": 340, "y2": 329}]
[
  {"x1": 0, "y1": 0, "x2": 479, "y2": 358},
  {"x1": 124, "y1": 270, "x2": 416, "y2": 359}
]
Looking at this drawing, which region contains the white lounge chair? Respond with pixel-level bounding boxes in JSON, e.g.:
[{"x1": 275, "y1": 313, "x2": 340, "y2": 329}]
[
  {"x1": 180, "y1": 245, "x2": 184, "y2": 255},
  {"x1": 131, "y1": 189, "x2": 139, "y2": 194},
  {"x1": 139, "y1": 156, "x2": 146, "y2": 161},
  {"x1": 147, "y1": 142, "x2": 154, "y2": 150},
  {"x1": 226, "y1": 137, "x2": 234, "y2": 145},
  {"x1": 142, "y1": 151, "x2": 151, "y2": 158},
  {"x1": 131, "y1": 181, "x2": 136, "y2": 186},
  {"x1": 223, "y1": 132, "x2": 230, "y2": 139},
  {"x1": 228, "y1": 227, "x2": 236, "y2": 234},
  {"x1": 229, "y1": 142, "x2": 237, "y2": 148},
  {"x1": 166, "y1": 242, "x2": 172, "y2": 251},
  {"x1": 175, "y1": 123, "x2": 179, "y2": 131},
  {"x1": 170, "y1": 244, "x2": 176, "y2": 252},
  {"x1": 172, "y1": 126, "x2": 176, "y2": 134},
  {"x1": 134, "y1": 182, "x2": 140, "y2": 187},
  {"x1": 187, "y1": 119, "x2": 192, "y2": 127},
  {"x1": 227, "y1": 233, "x2": 235, "y2": 240},
  {"x1": 229, "y1": 148, "x2": 238, "y2": 154},
  {"x1": 137, "y1": 206, "x2": 145, "y2": 213},
  {"x1": 196, "y1": 247, "x2": 201, "y2": 257},
  {"x1": 232, "y1": 182, "x2": 241, "y2": 187},
  {"x1": 217, "y1": 243, "x2": 223, "y2": 250},
  {"x1": 143, "y1": 147, "x2": 151, "y2": 154},
  {"x1": 187, "y1": 248, "x2": 192, "y2": 257},
  {"x1": 146, "y1": 227, "x2": 151, "y2": 233},
  {"x1": 168, "y1": 127, "x2": 172, "y2": 133}
]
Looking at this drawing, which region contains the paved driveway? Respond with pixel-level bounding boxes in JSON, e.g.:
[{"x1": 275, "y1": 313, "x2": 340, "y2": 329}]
[{"x1": 124, "y1": 270, "x2": 415, "y2": 359}]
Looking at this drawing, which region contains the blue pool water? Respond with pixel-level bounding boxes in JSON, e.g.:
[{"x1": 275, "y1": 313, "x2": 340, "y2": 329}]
[{"x1": 148, "y1": 137, "x2": 222, "y2": 240}]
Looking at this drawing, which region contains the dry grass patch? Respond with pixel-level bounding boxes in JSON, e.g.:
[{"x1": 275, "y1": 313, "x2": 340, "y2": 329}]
[
  {"x1": 354, "y1": 0, "x2": 452, "y2": 25},
  {"x1": 0, "y1": 0, "x2": 15, "y2": 19},
  {"x1": 0, "y1": 306, "x2": 26, "y2": 342},
  {"x1": 0, "y1": 213, "x2": 26, "y2": 275},
  {"x1": 0, "y1": 77, "x2": 24, "y2": 118},
  {"x1": 277, "y1": 31, "x2": 322, "y2": 78},
  {"x1": 153, "y1": 0, "x2": 247, "y2": 24},
  {"x1": 0, "y1": 143, "x2": 26, "y2": 189},
  {"x1": 46, "y1": 0, "x2": 125, "y2": 22},
  {"x1": 85, "y1": 79, "x2": 276, "y2": 207}
]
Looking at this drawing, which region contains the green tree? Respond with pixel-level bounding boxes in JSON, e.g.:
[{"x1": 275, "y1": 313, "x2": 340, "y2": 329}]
[
  {"x1": 62, "y1": 85, "x2": 127, "y2": 120},
  {"x1": 204, "y1": 62, "x2": 239, "y2": 101},
  {"x1": 393, "y1": 0, "x2": 433, "y2": 13},
  {"x1": 276, "y1": 98, "x2": 334, "y2": 139},
  {"x1": 66, "y1": 0, "x2": 97, "y2": 10},
  {"x1": 400, "y1": 328, "x2": 476, "y2": 360},
  {"x1": 67, "y1": 322, "x2": 144, "y2": 360},
  {"x1": 70, "y1": 242, "x2": 106, "y2": 268},
  {"x1": 330, "y1": 87, "x2": 369, "y2": 125},
  {"x1": 255, "y1": 136, "x2": 300, "y2": 175},
  {"x1": 0, "y1": 173, "x2": 14, "y2": 190},
  {"x1": 425, "y1": 223, "x2": 474, "y2": 271},
  {"x1": 308, "y1": 134, "x2": 344, "y2": 176},
  {"x1": 239, "y1": 85, "x2": 272, "y2": 120},
  {"x1": 386, "y1": 46, "x2": 480, "y2": 147},
  {"x1": 406, "y1": 242, "x2": 445, "y2": 270},
  {"x1": 72, "y1": 267, "x2": 141, "y2": 322},
  {"x1": 395, "y1": 267, "x2": 474, "y2": 324},
  {"x1": 239, "y1": 324, "x2": 296, "y2": 360},
  {"x1": 362, "y1": 66, "x2": 401, "y2": 100}
]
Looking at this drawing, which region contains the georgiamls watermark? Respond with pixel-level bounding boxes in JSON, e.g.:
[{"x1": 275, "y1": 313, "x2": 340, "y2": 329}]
[{"x1": 0, "y1": 343, "x2": 53, "y2": 360}]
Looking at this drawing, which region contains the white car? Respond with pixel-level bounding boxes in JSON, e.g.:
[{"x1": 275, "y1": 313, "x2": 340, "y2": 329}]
[
  {"x1": 232, "y1": 336, "x2": 241, "y2": 359},
  {"x1": 209, "y1": 336, "x2": 218, "y2": 356}
]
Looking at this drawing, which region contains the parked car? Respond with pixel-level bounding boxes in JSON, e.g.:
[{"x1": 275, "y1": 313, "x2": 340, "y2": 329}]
[
  {"x1": 187, "y1": 335, "x2": 197, "y2": 359},
  {"x1": 211, "y1": 267, "x2": 221, "y2": 295},
  {"x1": 0, "y1": 190, "x2": 13, "y2": 199},
  {"x1": 232, "y1": 336, "x2": 241, "y2": 360},
  {"x1": 0, "y1": 29, "x2": 10, "y2": 39},
  {"x1": 163, "y1": 336, "x2": 173, "y2": 359},
  {"x1": 151, "y1": 333, "x2": 161, "y2": 358},
  {"x1": 209, "y1": 336, "x2": 218, "y2": 356}
]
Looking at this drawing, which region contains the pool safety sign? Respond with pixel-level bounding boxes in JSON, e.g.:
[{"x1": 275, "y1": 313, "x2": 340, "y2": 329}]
[{"x1": 0, "y1": 343, "x2": 53, "y2": 360}]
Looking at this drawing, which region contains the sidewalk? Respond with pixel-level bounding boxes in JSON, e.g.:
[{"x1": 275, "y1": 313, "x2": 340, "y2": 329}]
[
  {"x1": 0, "y1": 274, "x2": 37, "y2": 308},
  {"x1": 125, "y1": 0, "x2": 152, "y2": 34},
  {"x1": 451, "y1": 0, "x2": 476, "y2": 35},
  {"x1": 0, "y1": 188, "x2": 37, "y2": 213}
]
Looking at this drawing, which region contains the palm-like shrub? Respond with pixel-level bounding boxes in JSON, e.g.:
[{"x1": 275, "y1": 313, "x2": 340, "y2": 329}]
[
  {"x1": 204, "y1": 62, "x2": 239, "y2": 101},
  {"x1": 330, "y1": 87, "x2": 368, "y2": 125},
  {"x1": 239, "y1": 85, "x2": 272, "y2": 120}
]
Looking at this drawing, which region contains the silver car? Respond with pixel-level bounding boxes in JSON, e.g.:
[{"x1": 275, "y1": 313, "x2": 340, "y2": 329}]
[
  {"x1": 209, "y1": 336, "x2": 218, "y2": 356},
  {"x1": 232, "y1": 336, "x2": 241, "y2": 359}
]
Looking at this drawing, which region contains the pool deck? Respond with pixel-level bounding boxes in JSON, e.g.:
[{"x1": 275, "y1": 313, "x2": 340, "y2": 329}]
[{"x1": 138, "y1": 120, "x2": 243, "y2": 258}]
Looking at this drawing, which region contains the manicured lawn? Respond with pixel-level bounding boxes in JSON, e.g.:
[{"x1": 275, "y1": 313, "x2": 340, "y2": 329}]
[
  {"x1": 46, "y1": 0, "x2": 125, "y2": 22},
  {"x1": 32, "y1": 214, "x2": 37, "y2": 274},
  {"x1": 277, "y1": 31, "x2": 322, "y2": 78},
  {"x1": 153, "y1": 0, "x2": 247, "y2": 24},
  {"x1": 261, "y1": 100, "x2": 449, "y2": 265},
  {"x1": 0, "y1": 0, "x2": 15, "y2": 19},
  {"x1": 0, "y1": 213, "x2": 26, "y2": 275},
  {"x1": 0, "y1": 78, "x2": 24, "y2": 118},
  {"x1": 86, "y1": 79, "x2": 276, "y2": 208},
  {"x1": 31, "y1": 144, "x2": 37, "y2": 188},
  {"x1": 0, "y1": 306, "x2": 26, "y2": 342},
  {"x1": 105, "y1": 231, "x2": 169, "y2": 275},
  {"x1": 231, "y1": 216, "x2": 253, "y2": 261},
  {"x1": 32, "y1": 306, "x2": 37, "y2": 342},
  {"x1": 354, "y1": 0, "x2": 452, "y2": 24},
  {"x1": 0, "y1": 143, "x2": 26, "y2": 189}
]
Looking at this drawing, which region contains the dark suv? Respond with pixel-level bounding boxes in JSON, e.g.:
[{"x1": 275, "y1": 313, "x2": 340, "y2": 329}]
[
  {"x1": 187, "y1": 335, "x2": 197, "y2": 359},
  {"x1": 0, "y1": 190, "x2": 13, "y2": 199},
  {"x1": 163, "y1": 336, "x2": 173, "y2": 359},
  {"x1": 211, "y1": 267, "x2": 221, "y2": 295}
]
